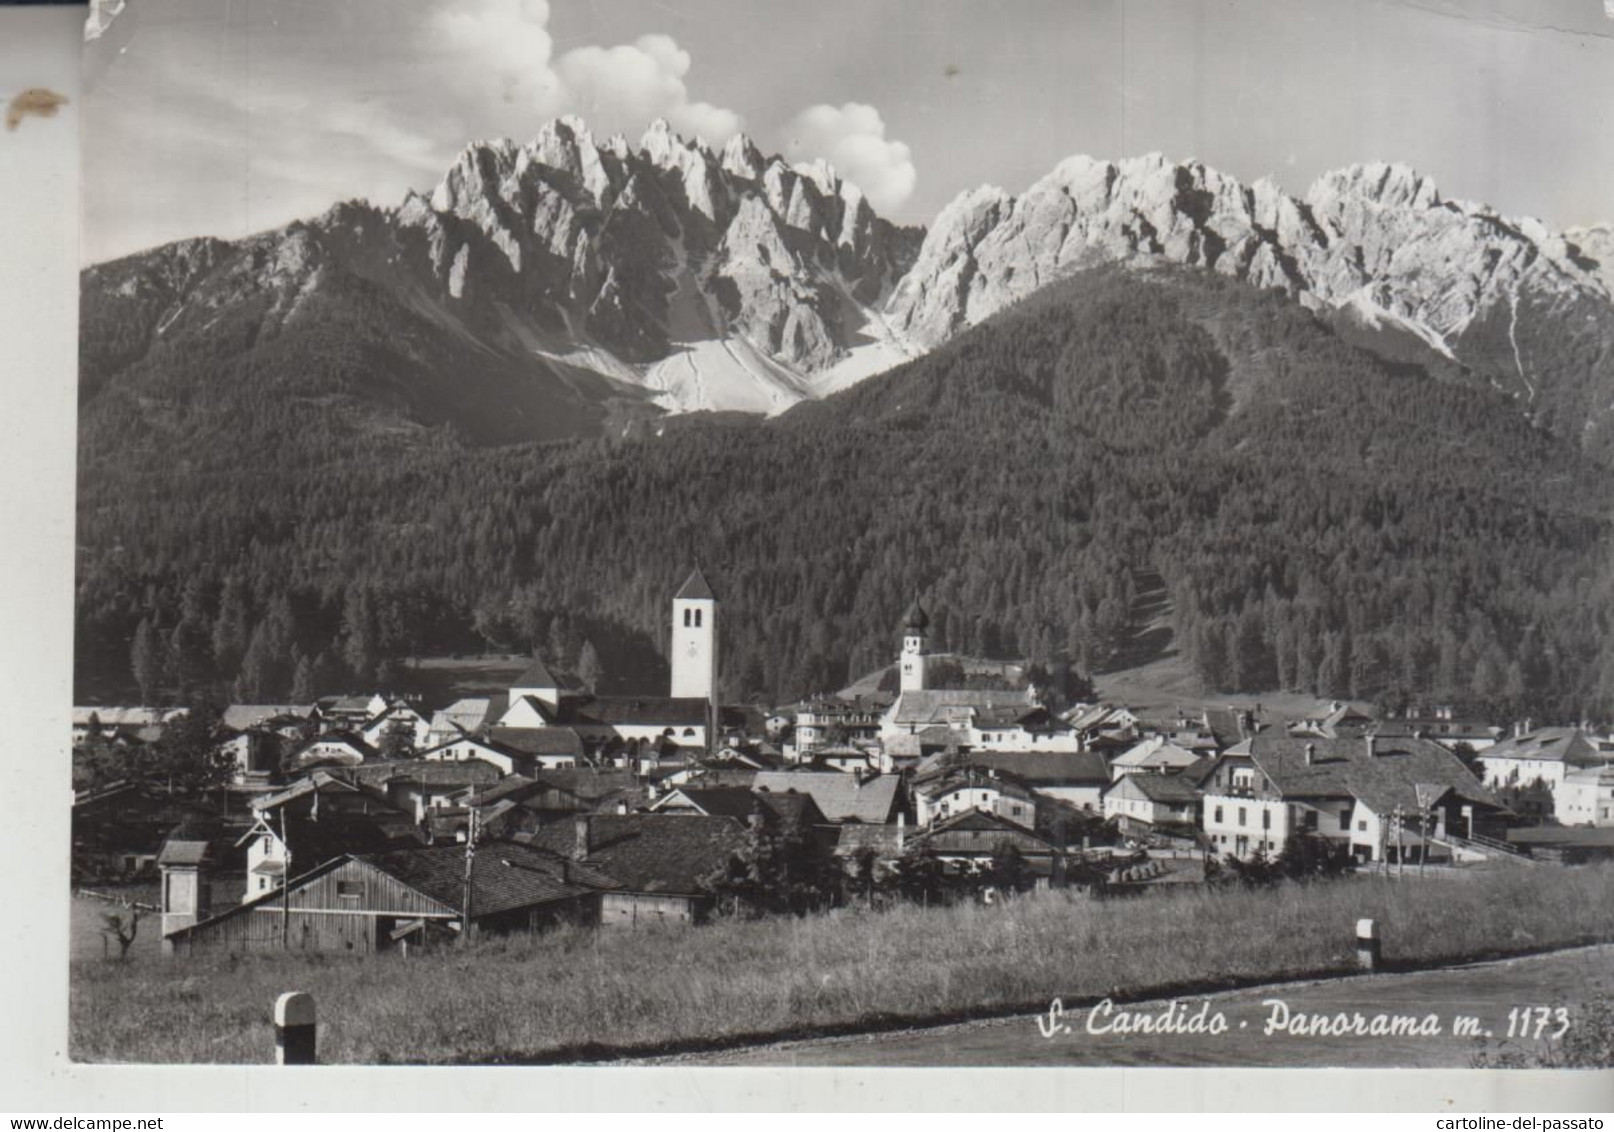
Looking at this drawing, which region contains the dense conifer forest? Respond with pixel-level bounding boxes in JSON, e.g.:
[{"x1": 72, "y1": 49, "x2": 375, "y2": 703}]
[{"x1": 74, "y1": 266, "x2": 1614, "y2": 721}]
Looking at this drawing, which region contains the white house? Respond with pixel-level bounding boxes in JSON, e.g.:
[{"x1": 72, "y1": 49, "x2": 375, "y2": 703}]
[
  {"x1": 1201, "y1": 734, "x2": 1507, "y2": 864},
  {"x1": 1557, "y1": 764, "x2": 1614, "y2": 827},
  {"x1": 1108, "y1": 737, "x2": 1207, "y2": 781},
  {"x1": 912, "y1": 771, "x2": 1038, "y2": 830},
  {"x1": 360, "y1": 703, "x2": 432, "y2": 750},
  {"x1": 1101, "y1": 773, "x2": 1201, "y2": 830},
  {"x1": 1477, "y1": 728, "x2": 1614, "y2": 798}
]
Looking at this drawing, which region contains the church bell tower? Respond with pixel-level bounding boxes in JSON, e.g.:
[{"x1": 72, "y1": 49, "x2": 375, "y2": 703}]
[
  {"x1": 899, "y1": 597, "x2": 929, "y2": 693},
  {"x1": 671, "y1": 568, "x2": 717, "y2": 701}
]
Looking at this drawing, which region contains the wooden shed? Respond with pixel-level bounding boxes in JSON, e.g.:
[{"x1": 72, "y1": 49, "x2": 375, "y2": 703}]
[{"x1": 163, "y1": 841, "x2": 614, "y2": 956}]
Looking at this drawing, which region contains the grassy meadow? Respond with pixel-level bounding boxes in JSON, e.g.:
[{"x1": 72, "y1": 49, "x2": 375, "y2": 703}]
[{"x1": 70, "y1": 865, "x2": 1614, "y2": 1064}]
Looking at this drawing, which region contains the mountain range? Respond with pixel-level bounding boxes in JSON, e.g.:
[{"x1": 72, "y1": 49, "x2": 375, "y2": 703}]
[
  {"x1": 81, "y1": 117, "x2": 1614, "y2": 460},
  {"x1": 74, "y1": 117, "x2": 1614, "y2": 714}
]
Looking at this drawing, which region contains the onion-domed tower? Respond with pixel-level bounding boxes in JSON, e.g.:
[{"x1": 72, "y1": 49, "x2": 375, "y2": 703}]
[{"x1": 899, "y1": 597, "x2": 930, "y2": 693}]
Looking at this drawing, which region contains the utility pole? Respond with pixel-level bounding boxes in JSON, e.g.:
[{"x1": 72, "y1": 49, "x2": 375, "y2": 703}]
[
  {"x1": 279, "y1": 806, "x2": 291, "y2": 948},
  {"x1": 460, "y1": 791, "x2": 478, "y2": 946}
]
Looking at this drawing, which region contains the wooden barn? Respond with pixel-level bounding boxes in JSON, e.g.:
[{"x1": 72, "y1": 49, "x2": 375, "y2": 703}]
[{"x1": 162, "y1": 841, "x2": 616, "y2": 956}]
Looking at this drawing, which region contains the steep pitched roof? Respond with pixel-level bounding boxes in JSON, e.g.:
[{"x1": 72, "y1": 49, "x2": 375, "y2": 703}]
[
  {"x1": 1482, "y1": 728, "x2": 1610, "y2": 768},
  {"x1": 890, "y1": 689, "x2": 1034, "y2": 727},
  {"x1": 963, "y1": 751, "x2": 1110, "y2": 785},
  {"x1": 522, "y1": 813, "x2": 747, "y2": 896},
  {"x1": 675, "y1": 568, "x2": 715, "y2": 601},
  {"x1": 357, "y1": 841, "x2": 616, "y2": 916},
  {"x1": 1112, "y1": 737, "x2": 1207, "y2": 771},
  {"x1": 1116, "y1": 773, "x2": 1203, "y2": 805},
  {"x1": 486, "y1": 725, "x2": 585, "y2": 758},
  {"x1": 557, "y1": 696, "x2": 714, "y2": 728},
  {"x1": 751, "y1": 771, "x2": 903, "y2": 823},
  {"x1": 916, "y1": 809, "x2": 1059, "y2": 853},
  {"x1": 1240, "y1": 733, "x2": 1500, "y2": 813}
]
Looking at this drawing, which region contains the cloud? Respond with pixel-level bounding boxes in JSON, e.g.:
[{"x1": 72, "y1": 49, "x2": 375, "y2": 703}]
[
  {"x1": 555, "y1": 33, "x2": 742, "y2": 144},
  {"x1": 781, "y1": 102, "x2": 917, "y2": 212},
  {"x1": 84, "y1": 0, "x2": 746, "y2": 262}
]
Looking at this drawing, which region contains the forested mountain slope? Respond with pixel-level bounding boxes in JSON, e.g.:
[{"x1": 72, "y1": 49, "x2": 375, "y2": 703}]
[{"x1": 75, "y1": 267, "x2": 1614, "y2": 721}]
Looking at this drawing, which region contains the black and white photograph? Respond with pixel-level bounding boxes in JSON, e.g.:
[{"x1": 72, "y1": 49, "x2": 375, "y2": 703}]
[{"x1": 38, "y1": 0, "x2": 1614, "y2": 1095}]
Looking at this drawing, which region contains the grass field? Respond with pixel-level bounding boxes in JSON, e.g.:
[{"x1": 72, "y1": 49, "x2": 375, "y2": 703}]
[
  {"x1": 70, "y1": 893, "x2": 161, "y2": 963},
  {"x1": 69, "y1": 865, "x2": 1614, "y2": 1065}
]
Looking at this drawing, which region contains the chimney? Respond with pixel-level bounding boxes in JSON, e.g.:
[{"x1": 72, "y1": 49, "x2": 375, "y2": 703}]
[
  {"x1": 573, "y1": 813, "x2": 592, "y2": 861},
  {"x1": 1304, "y1": 743, "x2": 1316, "y2": 767},
  {"x1": 1365, "y1": 734, "x2": 1377, "y2": 759},
  {"x1": 896, "y1": 811, "x2": 905, "y2": 854}
]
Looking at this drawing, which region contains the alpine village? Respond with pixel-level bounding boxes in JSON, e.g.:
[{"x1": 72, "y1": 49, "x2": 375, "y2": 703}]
[{"x1": 69, "y1": 114, "x2": 1614, "y2": 1063}]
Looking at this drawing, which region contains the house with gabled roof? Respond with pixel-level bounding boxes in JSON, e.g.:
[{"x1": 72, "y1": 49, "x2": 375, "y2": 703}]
[
  {"x1": 911, "y1": 768, "x2": 1038, "y2": 830},
  {"x1": 423, "y1": 695, "x2": 509, "y2": 746},
  {"x1": 1476, "y1": 727, "x2": 1614, "y2": 797},
  {"x1": 1109, "y1": 736, "x2": 1209, "y2": 781},
  {"x1": 163, "y1": 840, "x2": 616, "y2": 955},
  {"x1": 359, "y1": 702, "x2": 432, "y2": 750},
  {"x1": 1101, "y1": 772, "x2": 1202, "y2": 836},
  {"x1": 960, "y1": 751, "x2": 1112, "y2": 812},
  {"x1": 649, "y1": 786, "x2": 828, "y2": 829},
  {"x1": 1201, "y1": 733, "x2": 1506, "y2": 864},
  {"x1": 751, "y1": 770, "x2": 907, "y2": 825},
  {"x1": 284, "y1": 731, "x2": 375, "y2": 771},
  {"x1": 1556, "y1": 763, "x2": 1614, "y2": 827},
  {"x1": 521, "y1": 812, "x2": 749, "y2": 927}
]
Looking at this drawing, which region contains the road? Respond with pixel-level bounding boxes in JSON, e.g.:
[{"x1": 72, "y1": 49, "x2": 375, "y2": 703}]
[{"x1": 666, "y1": 945, "x2": 1614, "y2": 1068}]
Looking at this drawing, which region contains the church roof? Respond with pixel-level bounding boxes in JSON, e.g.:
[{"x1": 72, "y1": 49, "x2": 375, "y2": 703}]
[
  {"x1": 903, "y1": 597, "x2": 930, "y2": 633},
  {"x1": 675, "y1": 569, "x2": 715, "y2": 601}
]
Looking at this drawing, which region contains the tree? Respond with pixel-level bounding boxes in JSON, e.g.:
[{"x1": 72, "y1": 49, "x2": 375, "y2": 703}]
[
  {"x1": 1274, "y1": 832, "x2": 1354, "y2": 880},
  {"x1": 577, "y1": 639, "x2": 604, "y2": 694},
  {"x1": 987, "y1": 841, "x2": 1032, "y2": 893},
  {"x1": 702, "y1": 808, "x2": 843, "y2": 917},
  {"x1": 130, "y1": 618, "x2": 163, "y2": 705},
  {"x1": 377, "y1": 717, "x2": 417, "y2": 762},
  {"x1": 147, "y1": 701, "x2": 233, "y2": 793},
  {"x1": 101, "y1": 909, "x2": 141, "y2": 961},
  {"x1": 289, "y1": 649, "x2": 316, "y2": 703}
]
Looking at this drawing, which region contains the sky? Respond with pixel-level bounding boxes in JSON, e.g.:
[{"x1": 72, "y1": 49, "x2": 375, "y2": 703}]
[{"x1": 82, "y1": 0, "x2": 1614, "y2": 264}]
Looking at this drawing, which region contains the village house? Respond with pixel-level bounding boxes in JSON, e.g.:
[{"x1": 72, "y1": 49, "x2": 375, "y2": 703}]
[
  {"x1": 912, "y1": 768, "x2": 1038, "y2": 829},
  {"x1": 521, "y1": 812, "x2": 749, "y2": 927},
  {"x1": 1201, "y1": 733, "x2": 1507, "y2": 864},
  {"x1": 1288, "y1": 701, "x2": 1378, "y2": 740},
  {"x1": 648, "y1": 785, "x2": 829, "y2": 829},
  {"x1": 750, "y1": 769, "x2": 908, "y2": 825},
  {"x1": 1557, "y1": 764, "x2": 1614, "y2": 827},
  {"x1": 359, "y1": 702, "x2": 433, "y2": 750},
  {"x1": 72, "y1": 781, "x2": 222, "y2": 882},
  {"x1": 239, "y1": 771, "x2": 421, "y2": 899},
  {"x1": 162, "y1": 840, "x2": 615, "y2": 955},
  {"x1": 337, "y1": 760, "x2": 505, "y2": 821},
  {"x1": 956, "y1": 751, "x2": 1112, "y2": 811},
  {"x1": 909, "y1": 809, "x2": 1090, "y2": 888},
  {"x1": 1108, "y1": 736, "x2": 1208, "y2": 780},
  {"x1": 422, "y1": 695, "x2": 509, "y2": 746},
  {"x1": 1101, "y1": 772, "x2": 1203, "y2": 838},
  {"x1": 1063, "y1": 704, "x2": 1140, "y2": 749},
  {"x1": 1394, "y1": 705, "x2": 1501, "y2": 753},
  {"x1": 1476, "y1": 727, "x2": 1614, "y2": 799},
  {"x1": 789, "y1": 695, "x2": 887, "y2": 758},
  {"x1": 318, "y1": 694, "x2": 390, "y2": 732},
  {"x1": 283, "y1": 731, "x2": 376, "y2": 771},
  {"x1": 72, "y1": 705, "x2": 188, "y2": 746}
]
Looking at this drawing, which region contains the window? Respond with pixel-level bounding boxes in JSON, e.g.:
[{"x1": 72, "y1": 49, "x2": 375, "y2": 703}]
[
  {"x1": 1262, "y1": 810, "x2": 1271, "y2": 830},
  {"x1": 1339, "y1": 811, "x2": 1351, "y2": 831},
  {"x1": 694, "y1": 610, "x2": 702, "y2": 628},
  {"x1": 683, "y1": 609, "x2": 692, "y2": 627},
  {"x1": 1357, "y1": 820, "x2": 1367, "y2": 832},
  {"x1": 1214, "y1": 805, "x2": 1223, "y2": 823},
  {"x1": 1238, "y1": 807, "x2": 1247, "y2": 827},
  {"x1": 337, "y1": 880, "x2": 364, "y2": 907}
]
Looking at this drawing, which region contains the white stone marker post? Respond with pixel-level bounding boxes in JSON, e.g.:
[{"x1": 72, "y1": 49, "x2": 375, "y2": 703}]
[
  {"x1": 1355, "y1": 918, "x2": 1381, "y2": 971},
  {"x1": 275, "y1": 991, "x2": 316, "y2": 1065}
]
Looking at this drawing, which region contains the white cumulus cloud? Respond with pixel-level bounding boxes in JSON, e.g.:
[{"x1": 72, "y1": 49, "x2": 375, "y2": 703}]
[
  {"x1": 782, "y1": 102, "x2": 917, "y2": 212},
  {"x1": 556, "y1": 33, "x2": 742, "y2": 144}
]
